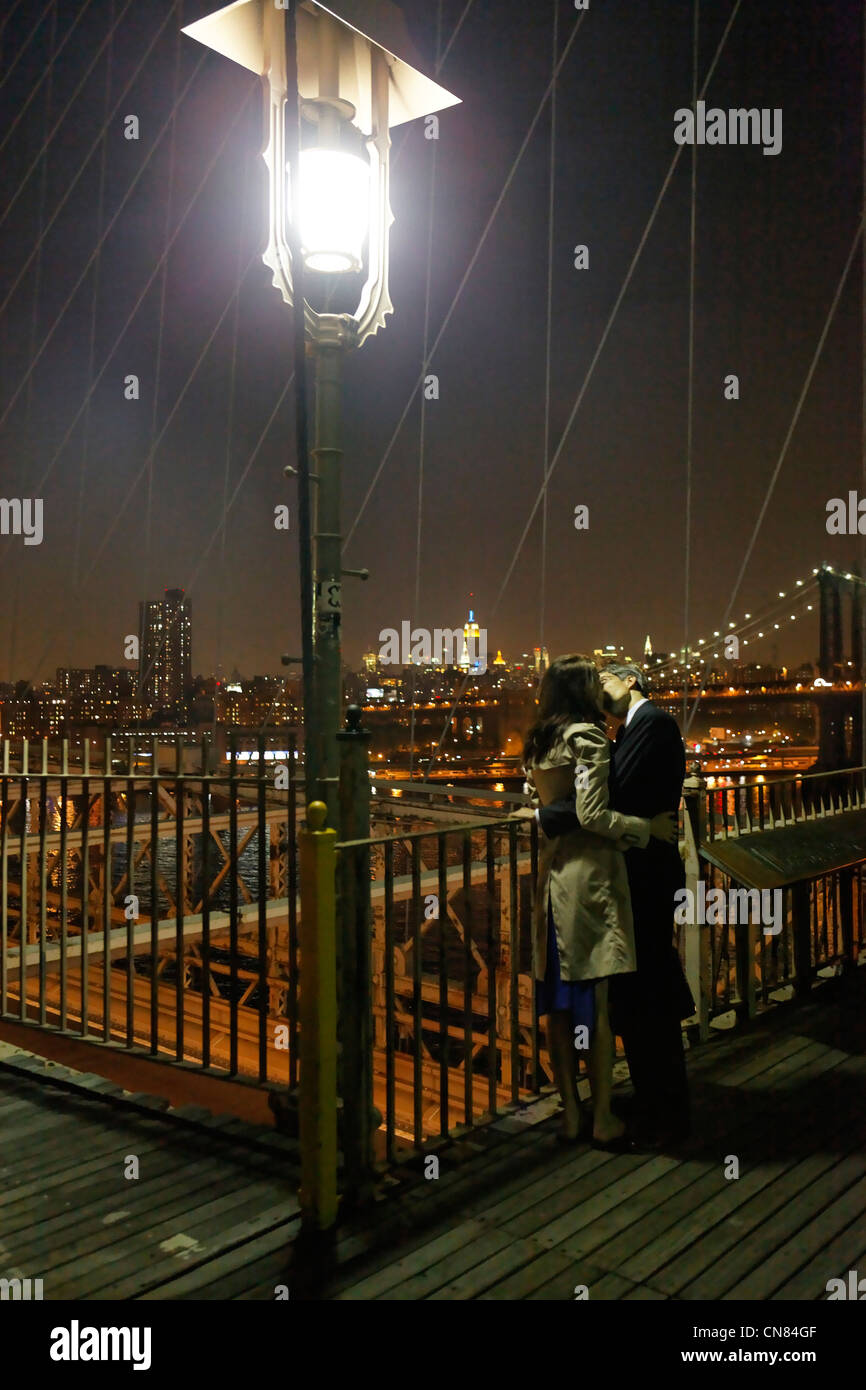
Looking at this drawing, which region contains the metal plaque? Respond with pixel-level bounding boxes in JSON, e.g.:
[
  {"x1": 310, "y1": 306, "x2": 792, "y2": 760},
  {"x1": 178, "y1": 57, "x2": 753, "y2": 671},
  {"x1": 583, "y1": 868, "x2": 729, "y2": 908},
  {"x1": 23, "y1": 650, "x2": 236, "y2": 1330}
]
[{"x1": 701, "y1": 809, "x2": 866, "y2": 890}]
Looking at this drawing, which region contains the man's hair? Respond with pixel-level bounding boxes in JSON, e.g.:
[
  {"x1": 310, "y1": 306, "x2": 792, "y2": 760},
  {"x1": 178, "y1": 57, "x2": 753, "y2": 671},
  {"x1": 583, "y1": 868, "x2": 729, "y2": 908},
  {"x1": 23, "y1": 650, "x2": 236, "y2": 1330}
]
[{"x1": 603, "y1": 662, "x2": 650, "y2": 698}]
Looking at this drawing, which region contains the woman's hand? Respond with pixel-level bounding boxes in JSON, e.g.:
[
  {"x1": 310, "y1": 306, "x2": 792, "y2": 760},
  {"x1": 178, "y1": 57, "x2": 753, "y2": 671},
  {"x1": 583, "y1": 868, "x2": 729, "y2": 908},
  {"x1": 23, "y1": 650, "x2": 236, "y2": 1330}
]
[
  {"x1": 510, "y1": 807, "x2": 537, "y2": 822},
  {"x1": 649, "y1": 811, "x2": 678, "y2": 843}
]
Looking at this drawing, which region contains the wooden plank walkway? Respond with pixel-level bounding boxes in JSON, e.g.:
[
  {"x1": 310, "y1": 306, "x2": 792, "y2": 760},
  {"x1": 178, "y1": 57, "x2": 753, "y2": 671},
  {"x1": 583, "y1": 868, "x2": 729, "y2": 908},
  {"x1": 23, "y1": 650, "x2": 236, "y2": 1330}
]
[
  {"x1": 317, "y1": 965, "x2": 866, "y2": 1303},
  {"x1": 0, "y1": 966, "x2": 864, "y2": 1300},
  {"x1": 0, "y1": 1057, "x2": 301, "y2": 1300}
]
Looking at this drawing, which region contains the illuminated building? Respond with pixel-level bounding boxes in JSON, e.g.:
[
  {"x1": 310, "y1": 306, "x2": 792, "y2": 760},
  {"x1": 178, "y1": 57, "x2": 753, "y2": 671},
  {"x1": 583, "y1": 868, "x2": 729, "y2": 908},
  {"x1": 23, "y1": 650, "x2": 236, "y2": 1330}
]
[
  {"x1": 460, "y1": 609, "x2": 483, "y2": 670},
  {"x1": 138, "y1": 588, "x2": 192, "y2": 710},
  {"x1": 533, "y1": 646, "x2": 549, "y2": 673}
]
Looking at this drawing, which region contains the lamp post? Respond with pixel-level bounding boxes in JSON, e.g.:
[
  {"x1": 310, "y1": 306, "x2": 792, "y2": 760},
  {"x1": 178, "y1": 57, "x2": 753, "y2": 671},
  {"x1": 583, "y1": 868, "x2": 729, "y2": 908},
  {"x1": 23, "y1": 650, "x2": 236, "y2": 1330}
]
[{"x1": 183, "y1": 0, "x2": 460, "y2": 832}]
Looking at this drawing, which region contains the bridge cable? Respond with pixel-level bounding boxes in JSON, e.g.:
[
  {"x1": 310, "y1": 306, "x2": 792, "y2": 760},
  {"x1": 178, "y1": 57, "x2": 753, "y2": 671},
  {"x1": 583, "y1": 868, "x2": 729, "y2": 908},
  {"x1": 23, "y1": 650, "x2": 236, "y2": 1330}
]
[
  {"x1": 0, "y1": 0, "x2": 173, "y2": 364},
  {"x1": 861, "y1": 0, "x2": 866, "y2": 766},
  {"x1": 345, "y1": 3, "x2": 590, "y2": 552},
  {"x1": 0, "y1": 0, "x2": 134, "y2": 230},
  {"x1": 387, "y1": 0, "x2": 476, "y2": 179},
  {"x1": 484, "y1": 0, "x2": 743, "y2": 628},
  {"x1": 72, "y1": 0, "x2": 117, "y2": 604},
  {"x1": 650, "y1": 572, "x2": 819, "y2": 679},
  {"x1": 683, "y1": 0, "x2": 698, "y2": 728},
  {"x1": 0, "y1": 0, "x2": 96, "y2": 164},
  {"x1": 18, "y1": 245, "x2": 264, "y2": 704},
  {"x1": 420, "y1": 0, "x2": 745, "y2": 780},
  {"x1": 0, "y1": 0, "x2": 54, "y2": 99},
  {"x1": 7, "y1": 0, "x2": 59, "y2": 684},
  {"x1": 0, "y1": 47, "x2": 218, "y2": 568},
  {"x1": 685, "y1": 213, "x2": 865, "y2": 734},
  {"x1": 539, "y1": 0, "x2": 559, "y2": 669},
  {"x1": 144, "y1": 0, "x2": 187, "y2": 610},
  {"x1": 213, "y1": 141, "x2": 253, "y2": 703},
  {"x1": 9, "y1": 89, "x2": 259, "y2": 699},
  {"x1": 407, "y1": 0, "x2": 444, "y2": 779}
]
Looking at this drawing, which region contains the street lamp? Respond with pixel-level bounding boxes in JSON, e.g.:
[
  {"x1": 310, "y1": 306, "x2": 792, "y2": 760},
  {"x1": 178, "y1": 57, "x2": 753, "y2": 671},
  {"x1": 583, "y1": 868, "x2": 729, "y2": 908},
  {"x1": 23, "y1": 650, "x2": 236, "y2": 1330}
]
[{"x1": 183, "y1": 0, "x2": 460, "y2": 829}]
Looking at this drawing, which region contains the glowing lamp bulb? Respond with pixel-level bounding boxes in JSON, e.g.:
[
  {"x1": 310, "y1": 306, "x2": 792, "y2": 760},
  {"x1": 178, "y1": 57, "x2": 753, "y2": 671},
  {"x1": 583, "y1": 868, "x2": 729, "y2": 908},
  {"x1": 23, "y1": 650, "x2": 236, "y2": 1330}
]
[{"x1": 297, "y1": 147, "x2": 370, "y2": 274}]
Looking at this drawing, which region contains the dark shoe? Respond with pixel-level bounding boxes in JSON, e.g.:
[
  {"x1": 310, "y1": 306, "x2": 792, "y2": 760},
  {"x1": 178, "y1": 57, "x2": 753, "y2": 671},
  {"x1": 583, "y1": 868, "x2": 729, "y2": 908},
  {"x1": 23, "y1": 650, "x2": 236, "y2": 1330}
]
[
  {"x1": 635, "y1": 1126, "x2": 691, "y2": 1153},
  {"x1": 591, "y1": 1132, "x2": 643, "y2": 1154},
  {"x1": 658, "y1": 1126, "x2": 691, "y2": 1151}
]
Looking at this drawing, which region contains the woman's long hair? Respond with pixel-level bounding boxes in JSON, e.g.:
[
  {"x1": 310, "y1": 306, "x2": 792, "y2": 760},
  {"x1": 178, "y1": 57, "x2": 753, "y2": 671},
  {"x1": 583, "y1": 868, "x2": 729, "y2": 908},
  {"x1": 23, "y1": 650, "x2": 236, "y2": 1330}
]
[{"x1": 523, "y1": 654, "x2": 605, "y2": 766}]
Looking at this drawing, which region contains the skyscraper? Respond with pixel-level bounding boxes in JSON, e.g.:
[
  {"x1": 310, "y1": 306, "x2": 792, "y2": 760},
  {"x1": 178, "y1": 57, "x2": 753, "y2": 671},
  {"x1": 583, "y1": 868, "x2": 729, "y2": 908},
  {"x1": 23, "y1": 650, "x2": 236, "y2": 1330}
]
[{"x1": 138, "y1": 588, "x2": 192, "y2": 710}]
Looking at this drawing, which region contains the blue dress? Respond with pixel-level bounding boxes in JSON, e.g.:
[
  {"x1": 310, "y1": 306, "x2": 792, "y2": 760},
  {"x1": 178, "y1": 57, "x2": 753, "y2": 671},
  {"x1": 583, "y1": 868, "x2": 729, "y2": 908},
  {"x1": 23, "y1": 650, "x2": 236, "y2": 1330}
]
[{"x1": 536, "y1": 896, "x2": 596, "y2": 1033}]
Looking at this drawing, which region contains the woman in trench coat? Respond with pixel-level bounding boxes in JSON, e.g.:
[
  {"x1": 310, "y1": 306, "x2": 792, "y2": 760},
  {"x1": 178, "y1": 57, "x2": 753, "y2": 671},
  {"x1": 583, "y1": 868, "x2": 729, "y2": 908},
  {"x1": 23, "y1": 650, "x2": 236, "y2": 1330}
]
[{"x1": 520, "y1": 655, "x2": 676, "y2": 1148}]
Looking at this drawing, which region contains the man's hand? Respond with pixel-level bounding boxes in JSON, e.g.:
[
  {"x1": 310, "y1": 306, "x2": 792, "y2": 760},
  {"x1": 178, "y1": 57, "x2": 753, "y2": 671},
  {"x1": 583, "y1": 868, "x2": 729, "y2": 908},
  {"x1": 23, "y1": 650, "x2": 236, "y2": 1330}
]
[{"x1": 649, "y1": 811, "x2": 678, "y2": 843}]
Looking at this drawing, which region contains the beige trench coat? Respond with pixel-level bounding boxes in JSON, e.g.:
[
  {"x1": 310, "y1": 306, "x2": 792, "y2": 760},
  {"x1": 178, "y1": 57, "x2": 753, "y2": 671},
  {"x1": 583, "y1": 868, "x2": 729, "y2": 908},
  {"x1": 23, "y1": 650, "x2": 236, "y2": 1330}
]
[{"x1": 526, "y1": 722, "x2": 650, "y2": 983}]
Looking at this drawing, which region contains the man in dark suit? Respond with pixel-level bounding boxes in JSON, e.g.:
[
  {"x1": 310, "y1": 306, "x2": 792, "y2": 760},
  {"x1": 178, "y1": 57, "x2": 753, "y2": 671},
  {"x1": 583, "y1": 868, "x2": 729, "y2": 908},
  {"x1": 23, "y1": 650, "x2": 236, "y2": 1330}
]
[{"x1": 538, "y1": 663, "x2": 693, "y2": 1148}]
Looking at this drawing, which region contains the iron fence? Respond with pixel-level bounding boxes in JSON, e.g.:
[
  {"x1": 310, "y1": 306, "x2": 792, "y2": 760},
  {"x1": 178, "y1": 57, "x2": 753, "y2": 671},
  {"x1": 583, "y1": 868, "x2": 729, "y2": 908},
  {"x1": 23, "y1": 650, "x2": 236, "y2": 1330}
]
[
  {"x1": 1, "y1": 731, "x2": 864, "y2": 1177},
  {"x1": 337, "y1": 816, "x2": 543, "y2": 1163},
  {"x1": 703, "y1": 764, "x2": 866, "y2": 840},
  {"x1": 0, "y1": 732, "x2": 299, "y2": 1087}
]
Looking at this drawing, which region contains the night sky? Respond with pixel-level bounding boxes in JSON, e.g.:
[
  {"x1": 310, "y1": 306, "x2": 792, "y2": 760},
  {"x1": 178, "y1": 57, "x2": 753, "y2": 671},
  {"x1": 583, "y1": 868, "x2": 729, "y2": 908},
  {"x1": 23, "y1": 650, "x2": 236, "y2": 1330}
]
[{"x1": 1, "y1": 0, "x2": 864, "y2": 686}]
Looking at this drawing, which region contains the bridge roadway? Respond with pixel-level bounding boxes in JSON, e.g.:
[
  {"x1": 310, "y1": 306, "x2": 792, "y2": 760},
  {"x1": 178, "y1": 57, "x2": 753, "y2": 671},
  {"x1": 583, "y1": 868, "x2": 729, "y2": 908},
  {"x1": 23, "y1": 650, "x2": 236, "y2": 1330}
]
[{"x1": 0, "y1": 966, "x2": 863, "y2": 1299}]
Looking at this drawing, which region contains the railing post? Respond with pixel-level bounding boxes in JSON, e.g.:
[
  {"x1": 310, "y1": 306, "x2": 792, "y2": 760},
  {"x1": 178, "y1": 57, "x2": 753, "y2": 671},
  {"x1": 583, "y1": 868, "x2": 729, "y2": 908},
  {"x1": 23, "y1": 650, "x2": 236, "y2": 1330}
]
[
  {"x1": 298, "y1": 800, "x2": 339, "y2": 1238},
  {"x1": 839, "y1": 866, "x2": 856, "y2": 972},
  {"x1": 682, "y1": 765, "x2": 710, "y2": 1040},
  {"x1": 792, "y1": 880, "x2": 813, "y2": 1001},
  {"x1": 336, "y1": 705, "x2": 376, "y2": 1206},
  {"x1": 734, "y1": 901, "x2": 759, "y2": 1022}
]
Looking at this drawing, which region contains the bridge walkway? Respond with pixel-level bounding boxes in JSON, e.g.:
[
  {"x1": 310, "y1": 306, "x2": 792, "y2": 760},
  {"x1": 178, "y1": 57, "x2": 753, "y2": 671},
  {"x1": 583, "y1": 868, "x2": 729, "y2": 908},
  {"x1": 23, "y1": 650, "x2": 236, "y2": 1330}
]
[{"x1": 0, "y1": 967, "x2": 863, "y2": 1300}]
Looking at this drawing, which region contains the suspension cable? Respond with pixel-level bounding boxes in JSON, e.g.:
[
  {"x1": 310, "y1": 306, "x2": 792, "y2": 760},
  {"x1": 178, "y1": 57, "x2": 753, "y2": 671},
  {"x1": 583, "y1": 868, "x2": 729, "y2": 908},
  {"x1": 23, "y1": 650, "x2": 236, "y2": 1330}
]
[
  {"x1": 539, "y1": 0, "x2": 559, "y2": 663},
  {"x1": 145, "y1": 0, "x2": 186, "y2": 606},
  {"x1": 407, "y1": 0, "x2": 443, "y2": 778},
  {"x1": 0, "y1": 1, "x2": 172, "y2": 330},
  {"x1": 0, "y1": 0, "x2": 96, "y2": 163},
  {"x1": 420, "y1": 0, "x2": 745, "y2": 780},
  {"x1": 0, "y1": 0, "x2": 55, "y2": 99},
  {"x1": 345, "y1": 3, "x2": 590, "y2": 551},
  {"x1": 685, "y1": 214, "x2": 865, "y2": 732},
  {"x1": 683, "y1": 0, "x2": 698, "y2": 728},
  {"x1": 7, "y1": 0, "x2": 59, "y2": 683},
  {"x1": 0, "y1": 48, "x2": 216, "y2": 523},
  {"x1": 0, "y1": 0, "x2": 135, "y2": 229}
]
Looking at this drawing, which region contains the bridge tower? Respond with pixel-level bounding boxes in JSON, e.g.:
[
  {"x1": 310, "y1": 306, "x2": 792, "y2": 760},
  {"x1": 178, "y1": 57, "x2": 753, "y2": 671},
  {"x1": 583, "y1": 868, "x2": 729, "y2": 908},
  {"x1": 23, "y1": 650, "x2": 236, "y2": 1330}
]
[
  {"x1": 818, "y1": 565, "x2": 843, "y2": 682},
  {"x1": 816, "y1": 565, "x2": 859, "y2": 769}
]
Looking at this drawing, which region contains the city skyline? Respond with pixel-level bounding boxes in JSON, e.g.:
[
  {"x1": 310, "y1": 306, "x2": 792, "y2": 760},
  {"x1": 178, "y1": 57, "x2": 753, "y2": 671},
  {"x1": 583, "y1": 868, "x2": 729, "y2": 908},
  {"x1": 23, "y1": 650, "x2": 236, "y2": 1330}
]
[{"x1": 1, "y1": 0, "x2": 864, "y2": 692}]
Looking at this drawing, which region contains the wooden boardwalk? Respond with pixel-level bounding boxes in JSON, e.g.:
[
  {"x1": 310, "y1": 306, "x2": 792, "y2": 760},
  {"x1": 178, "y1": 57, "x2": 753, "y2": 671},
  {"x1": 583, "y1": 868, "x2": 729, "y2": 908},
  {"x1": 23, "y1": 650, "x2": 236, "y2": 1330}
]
[{"x1": 0, "y1": 967, "x2": 864, "y2": 1300}]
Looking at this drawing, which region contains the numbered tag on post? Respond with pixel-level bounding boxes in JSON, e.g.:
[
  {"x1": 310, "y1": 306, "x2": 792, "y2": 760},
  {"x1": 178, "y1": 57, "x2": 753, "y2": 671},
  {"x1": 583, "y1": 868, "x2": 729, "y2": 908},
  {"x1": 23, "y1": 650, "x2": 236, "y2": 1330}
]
[{"x1": 315, "y1": 579, "x2": 342, "y2": 619}]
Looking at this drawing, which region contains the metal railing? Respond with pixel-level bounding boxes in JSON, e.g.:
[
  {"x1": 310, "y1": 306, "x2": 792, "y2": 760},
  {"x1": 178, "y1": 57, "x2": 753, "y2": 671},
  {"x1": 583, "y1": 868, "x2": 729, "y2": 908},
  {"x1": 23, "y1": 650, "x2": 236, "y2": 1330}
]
[
  {"x1": 0, "y1": 732, "x2": 299, "y2": 1088},
  {"x1": 693, "y1": 860, "x2": 864, "y2": 1021},
  {"x1": 703, "y1": 765, "x2": 866, "y2": 840},
  {"x1": 2, "y1": 728, "x2": 864, "y2": 1211},
  {"x1": 337, "y1": 816, "x2": 542, "y2": 1164}
]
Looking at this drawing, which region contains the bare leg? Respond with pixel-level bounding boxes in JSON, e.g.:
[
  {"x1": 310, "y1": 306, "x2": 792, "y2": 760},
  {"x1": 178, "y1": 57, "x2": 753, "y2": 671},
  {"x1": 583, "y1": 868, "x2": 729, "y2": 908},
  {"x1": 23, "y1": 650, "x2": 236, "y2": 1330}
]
[
  {"x1": 588, "y1": 979, "x2": 624, "y2": 1143},
  {"x1": 547, "y1": 1010, "x2": 582, "y2": 1138}
]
